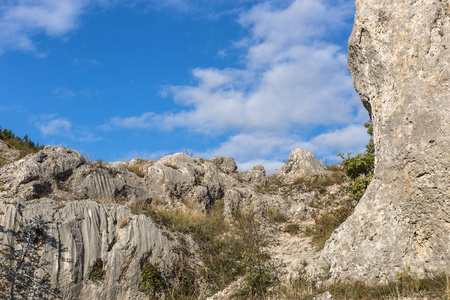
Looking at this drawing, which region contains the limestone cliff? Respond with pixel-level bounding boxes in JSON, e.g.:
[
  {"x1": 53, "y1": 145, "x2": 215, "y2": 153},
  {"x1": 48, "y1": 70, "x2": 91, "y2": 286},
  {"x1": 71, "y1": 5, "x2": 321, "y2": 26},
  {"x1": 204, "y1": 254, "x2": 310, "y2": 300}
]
[{"x1": 321, "y1": 0, "x2": 450, "y2": 283}]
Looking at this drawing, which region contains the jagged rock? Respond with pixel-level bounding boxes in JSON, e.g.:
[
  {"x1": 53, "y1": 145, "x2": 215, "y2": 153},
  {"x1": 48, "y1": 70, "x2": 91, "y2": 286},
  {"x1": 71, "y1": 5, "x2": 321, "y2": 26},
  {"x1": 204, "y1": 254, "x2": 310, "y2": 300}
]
[
  {"x1": 238, "y1": 165, "x2": 268, "y2": 186},
  {"x1": 321, "y1": 0, "x2": 450, "y2": 283},
  {"x1": 0, "y1": 198, "x2": 177, "y2": 300},
  {"x1": 0, "y1": 140, "x2": 21, "y2": 163},
  {"x1": 0, "y1": 140, "x2": 10, "y2": 149},
  {"x1": 0, "y1": 146, "x2": 148, "y2": 203},
  {"x1": 0, "y1": 146, "x2": 86, "y2": 199},
  {"x1": 209, "y1": 156, "x2": 238, "y2": 174},
  {"x1": 68, "y1": 162, "x2": 148, "y2": 203},
  {"x1": 0, "y1": 144, "x2": 340, "y2": 298},
  {"x1": 277, "y1": 148, "x2": 325, "y2": 183},
  {"x1": 146, "y1": 153, "x2": 229, "y2": 211}
]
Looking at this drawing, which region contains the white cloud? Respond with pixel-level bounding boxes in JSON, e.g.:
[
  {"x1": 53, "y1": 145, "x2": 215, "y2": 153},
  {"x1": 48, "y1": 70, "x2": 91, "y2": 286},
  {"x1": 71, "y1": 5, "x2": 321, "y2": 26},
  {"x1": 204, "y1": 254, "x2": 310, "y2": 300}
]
[
  {"x1": 72, "y1": 57, "x2": 103, "y2": 68},
  {"x1": 111, "y1": 0, "x2": 363, "y2": 133},
  {"x1": 34, "y1": 115, "x2": 100, "y2": 142},
  {"x1": 53, "y1": 87, "x2": 75, "y2": 98},
  {"x1": 109, "y1": 0, "x2": 367, "y2": 171},
  {"x1": 53, "y1": 87, "x2": 100, "y2": 98},
  {"x1": 0, "y1": 0, "x2": 92, "y2": 54},
  {"x1": 110, "y1": 112, "x2": 156, "y2": 129},
  {"x1": 36, "y1": 117, "x2": 72, "y2": 137},
  {"x1": 0, "y1": 0, "x2": 264, "y2": 55}
]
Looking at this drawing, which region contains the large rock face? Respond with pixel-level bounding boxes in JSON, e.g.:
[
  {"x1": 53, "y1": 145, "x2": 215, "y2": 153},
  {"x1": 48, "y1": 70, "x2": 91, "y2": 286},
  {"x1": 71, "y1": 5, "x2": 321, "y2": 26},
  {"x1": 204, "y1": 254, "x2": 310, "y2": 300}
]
[
  {"x1": 0, "y1": 146, "x2": 298, "y2": 298},
  {"x1": 321, "y1": 0, "x2": 450, "y2": 283}
]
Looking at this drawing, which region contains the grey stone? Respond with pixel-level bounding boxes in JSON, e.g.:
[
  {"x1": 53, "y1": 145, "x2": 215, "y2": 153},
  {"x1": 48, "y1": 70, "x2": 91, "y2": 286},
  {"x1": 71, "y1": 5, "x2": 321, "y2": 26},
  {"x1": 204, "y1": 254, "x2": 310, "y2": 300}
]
[
  {"x1": 0, "y1": 146, "x2": 148, "y2": 204},
  {"x1": 0, "y1": 140, "x2": 11, "y2": 149},
  {"x1": 238, "y1": 165, "x2": 268, "y2": 186},
  {"x1": 146, "y1": 153, "x2": 227, "y2": 211},
  {"x1": 0, "y1": 199, "x2": 177, "y2": 300},
  {"x1": 321, "y1": 0, "x2": 450, "y2": 283},
  {"x1": 277, "y1": 148, "x2": 325, "y2": 183},
  {"x1": 0, "y1": 140, "x2": 21, "y2": 163},
  {"x1": 209, "y1": 156, "x2": 238, "y2": 174}
]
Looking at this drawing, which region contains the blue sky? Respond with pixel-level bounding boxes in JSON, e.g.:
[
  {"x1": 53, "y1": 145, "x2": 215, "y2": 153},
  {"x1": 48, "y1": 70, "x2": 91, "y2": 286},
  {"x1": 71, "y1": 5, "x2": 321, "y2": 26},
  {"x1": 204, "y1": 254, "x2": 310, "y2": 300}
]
[{"x1": 0, "y1": 0, "x2": 369, "y2": 173}]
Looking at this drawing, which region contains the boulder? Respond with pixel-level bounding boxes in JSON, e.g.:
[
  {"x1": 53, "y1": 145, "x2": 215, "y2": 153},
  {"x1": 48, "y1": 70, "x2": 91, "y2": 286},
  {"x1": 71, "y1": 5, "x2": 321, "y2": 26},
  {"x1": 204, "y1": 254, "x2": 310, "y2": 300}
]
[
  {"x1": 238, "y1": 165, "x2": 268, "y2": 186},
  {"x1": 209, "y1": 156, "x2": 238, "y2": 174},
  {"x1": 277, "y1": 148, "x2": 325, "y2": 183},
  {"x1": 321, "y1": 0, "x2": 450, "y2": 283}
]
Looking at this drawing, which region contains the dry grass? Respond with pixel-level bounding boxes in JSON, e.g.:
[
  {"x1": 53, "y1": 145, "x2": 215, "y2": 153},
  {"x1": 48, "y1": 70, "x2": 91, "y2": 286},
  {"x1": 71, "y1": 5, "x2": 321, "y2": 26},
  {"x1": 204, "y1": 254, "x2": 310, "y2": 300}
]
[
  {"x1": 130, "y1": 201, "x2": 275, "y2": 298},
  {"x1": 0, "y1": 157, "x2": 10, "y2": 168},
  {"x1": 283, "y1": 223, "x2": 300, "y2": 235},
  {"x1": 258, "y1": 170, "x2": 347, "y2": 195},
  {"x1": 118, "y1": 214, "x2": 129, "y2": 228},
  {"x1": 263, "y1": 207, "x2": 288, "y2": 223},
  {"x1": 272, "y1": 273, "x2": 450, "y2": 300},
  {"x1": 85, "y1": 155, "x2": 104, "y2": 172},
  {"x1": 164, "y1": 162, "x2": 179, "y2": 170},
  {"x1": 305, "y1": 206, "x2": 353, "y2": 251},
  {"x1": 125, "y1": 160, "x2": 156, "y2": 178}
]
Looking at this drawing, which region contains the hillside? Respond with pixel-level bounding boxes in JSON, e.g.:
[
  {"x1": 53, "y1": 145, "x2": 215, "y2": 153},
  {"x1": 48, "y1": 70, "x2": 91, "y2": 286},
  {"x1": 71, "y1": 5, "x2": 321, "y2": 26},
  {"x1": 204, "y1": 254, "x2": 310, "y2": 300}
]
[{"x1": 0, "y1": 0, "x2": 449, "y2": 299}]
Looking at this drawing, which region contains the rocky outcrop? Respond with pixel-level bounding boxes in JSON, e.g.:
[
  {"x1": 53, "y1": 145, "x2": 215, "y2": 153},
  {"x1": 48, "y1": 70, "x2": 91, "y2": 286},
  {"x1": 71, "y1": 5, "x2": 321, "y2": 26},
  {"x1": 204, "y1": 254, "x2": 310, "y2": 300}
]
[
  {"x1": 277, "y1": 148, "x2": 325, "y2": 183},
  {"x1": 0, "y1": 198, "x2": 177, "y2": 300},
  {"x1": 0, "y1": 146, "x2": 305, "y2": 298},
  {"x1": 0, "y1": 146, "x2": 147, "y2": 203},
  {"x1": 146, "y1": 153, "x2": 229, "y2": 212},
  {"x1": 321, "y1": 0, "x2": 450, "y2": 283},
  {"x1": 0, "y1": 140, "x2": 21, "y2": 165},
  {"x1": 237, "y1": 165, "x2": 268, "y2": 186},
  {"x1": 0, "y1": 147, "x2": 183, "y2": 299}
]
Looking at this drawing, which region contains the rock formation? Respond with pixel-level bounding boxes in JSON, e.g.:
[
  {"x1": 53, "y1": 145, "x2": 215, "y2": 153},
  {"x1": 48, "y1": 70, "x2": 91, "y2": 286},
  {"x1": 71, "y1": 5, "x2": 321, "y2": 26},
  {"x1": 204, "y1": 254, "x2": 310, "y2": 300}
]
[
  {"x1": 321, "y1": 0, "x2": 450, "y2": 283},
  {"x1": 1, "y1": 145, "x2": 318, "y2": 299},
  {"x1": 0, "y1": 147, "x2": 182, "y2": 299},
  {"x1": 277, "y1": 148, "x2": 325, "y2": 183}
]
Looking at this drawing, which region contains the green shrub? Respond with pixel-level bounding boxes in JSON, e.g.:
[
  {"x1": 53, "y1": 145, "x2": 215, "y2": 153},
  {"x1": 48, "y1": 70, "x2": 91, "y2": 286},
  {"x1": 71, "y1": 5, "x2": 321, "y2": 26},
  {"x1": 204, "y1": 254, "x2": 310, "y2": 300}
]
[
  {"x1": 348, "y1": 175, "x2": 372, "y2": 200},
  {"x1": 0, "y1": 126, "x2": 44, "y2": 153},
  {"x1": 338, "y1": 122, "x2": 374, "y2": 200},
  {"x1": 232, "y1": 211, "x2": 275, "y2": 299},
  {"x1": 139, "y1": 261, "x2": 167, "y2": 299},
  {"x1": 89, "y1": 258, "x2": 106, "y2": 282},
  {"x1": 131, "y1": 202, "x2": 276, "y2": 298}
]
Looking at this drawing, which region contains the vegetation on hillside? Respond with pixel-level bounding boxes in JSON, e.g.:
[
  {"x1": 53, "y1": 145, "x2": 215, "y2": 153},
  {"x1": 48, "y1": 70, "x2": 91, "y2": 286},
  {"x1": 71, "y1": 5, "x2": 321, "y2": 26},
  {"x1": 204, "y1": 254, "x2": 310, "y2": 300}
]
[
  {"x1": 0, "y1": 126, "x2": 44, "y2": 153},
  {"x1": 131, "y1": 201, "x2": 275, "y2": 299},
  {"x1": 338, "y1": 122, "x2": 375, "y2": 200},
  {"x1": 272, "y1": 271, "x2": 450, "y2": 299}
]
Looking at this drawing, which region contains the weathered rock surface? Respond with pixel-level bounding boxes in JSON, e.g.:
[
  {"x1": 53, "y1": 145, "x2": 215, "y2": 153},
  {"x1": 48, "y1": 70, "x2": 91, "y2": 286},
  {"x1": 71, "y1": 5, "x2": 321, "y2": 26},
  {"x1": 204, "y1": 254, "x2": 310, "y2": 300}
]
[
  {"x1": 0, "y1": 198, "x2": 177, "y2": 300},
  {"x1": 0, "y1": 147, "x2": 179, "y2": 299},
  {"x1": 0, "y1": 146, "x2": 148, "y2": 203},
  {"x1": 0, "y1": 139, "x2": 355, "y2": 299},
  {"x1": 0, "y1": 146, "x2": 319, "y2": 298},
  {"x1": 0, "y1": 140, "x2": 21, "y2": 164},
  {"x1": 238, "y1": 165, "x2": 268, "y2": 186},
  {"x1": 277, "y1": 148, "x2": 325, "y2": 183},
  {"x1": 321, "y1": 0, "x2": 450, "y2": 283}
]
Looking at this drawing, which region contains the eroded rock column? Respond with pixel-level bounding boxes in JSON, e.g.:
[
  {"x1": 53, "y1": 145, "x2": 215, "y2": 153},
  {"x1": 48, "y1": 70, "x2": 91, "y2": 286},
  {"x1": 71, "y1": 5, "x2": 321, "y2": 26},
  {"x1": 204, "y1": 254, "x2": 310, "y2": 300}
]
[{"x1": 321, "y1": 0, "x2": 450, "y2": 283}]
